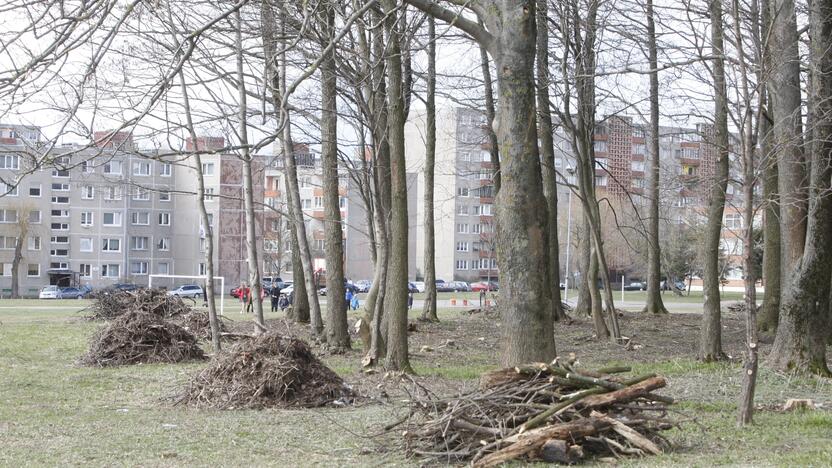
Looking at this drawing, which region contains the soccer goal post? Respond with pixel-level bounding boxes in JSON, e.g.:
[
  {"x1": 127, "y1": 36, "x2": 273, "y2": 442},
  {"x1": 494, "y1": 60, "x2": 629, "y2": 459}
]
[{"x1": 148, "y1": 274, "x2": 226, "y2": 317}]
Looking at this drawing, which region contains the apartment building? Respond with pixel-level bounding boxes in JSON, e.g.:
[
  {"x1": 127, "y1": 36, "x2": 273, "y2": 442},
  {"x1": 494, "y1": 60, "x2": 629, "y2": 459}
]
[{"x1": 0, "y1": 127, "x2": 265, "y2": 295}]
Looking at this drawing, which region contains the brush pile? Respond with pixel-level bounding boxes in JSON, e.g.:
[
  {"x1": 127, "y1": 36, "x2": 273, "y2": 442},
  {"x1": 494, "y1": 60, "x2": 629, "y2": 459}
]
[
  {"x1": 175, "y1": 332, "x2": 353, "y2": 409},
  {"x1": 397, "y1": 360, "x2": 676, "y2": 466},
  {"x1": 85, "y1": 288, "x2": 192, "y2": 320},
  {"x1": 80, "y1": 310, "x2": 206, "y2": 367},
  {"x1": 175, "y1": 310, "x2": 227, "y2": 341}
]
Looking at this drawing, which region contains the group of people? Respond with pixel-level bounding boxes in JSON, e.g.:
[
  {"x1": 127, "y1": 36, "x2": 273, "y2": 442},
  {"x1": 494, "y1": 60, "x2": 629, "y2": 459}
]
[{"x1": 238, "y1": 281, "x2": 360, "y2": 314}]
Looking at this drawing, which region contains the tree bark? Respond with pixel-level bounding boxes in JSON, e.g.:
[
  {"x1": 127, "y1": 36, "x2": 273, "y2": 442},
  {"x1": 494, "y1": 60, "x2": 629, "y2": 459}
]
[
  {"x1": 590, "y1": 237, "x2": 609, "y2": 337},
  {"x1": 11, "y1": 228, "x2": 24, "y2": 299},
  {"x1": 382, "y1": 0, "x2": 412, "y2": 373},
  {"x1": 536, "y1": 0, "x2": 565, "y2": 324},
  {"x1": 321, "y1": 2, "x2": 349, "y2": 350},
  {"x1": 479, "y1": 33, "x2": 501, "y2": 194},
  {"x1": 420, "y1": 16, "x2": 438, "y2": 323},
  {"x1": 699, "y1": 0, "x2": 729, "y2": 362},
  {"x1": 575, "y1": 213, "x2": 592, "y2": 317},
  {"x1": 643, "y1": 0, "x2": 668, "y2": 315},
  {"x1": 769, "y1": 0, "x2": 832, "y2": 376}
]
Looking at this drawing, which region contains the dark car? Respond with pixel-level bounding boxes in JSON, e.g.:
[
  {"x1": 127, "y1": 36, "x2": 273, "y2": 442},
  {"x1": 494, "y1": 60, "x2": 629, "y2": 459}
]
[
  {"x1": 58, "y1": 287, "x2": 87, "y2": 299},
  {"x1": 623, "y1": 281, "x2": 647, "y2": 291},
  {"x1": 661, "y1": 280, "x2": 686, "y2": 291},
  {"x1": 448, "y1": 281, "x2": 470, "y2": 292}
]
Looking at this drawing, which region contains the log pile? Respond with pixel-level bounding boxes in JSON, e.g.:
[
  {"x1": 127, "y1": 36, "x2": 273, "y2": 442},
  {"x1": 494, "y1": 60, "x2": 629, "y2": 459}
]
[
  {"x1": 397, "y1": 361, "x2": 675, "y2": 466},
  {"x1": 85, "y1": 288, "x2": 192, "y2": 320}
]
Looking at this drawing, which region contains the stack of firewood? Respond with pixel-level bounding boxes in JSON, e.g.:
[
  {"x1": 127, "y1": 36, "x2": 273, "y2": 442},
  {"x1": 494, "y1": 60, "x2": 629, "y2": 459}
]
[{"x1": 396, "y1": 360, "x2": 676, "y2": 466}]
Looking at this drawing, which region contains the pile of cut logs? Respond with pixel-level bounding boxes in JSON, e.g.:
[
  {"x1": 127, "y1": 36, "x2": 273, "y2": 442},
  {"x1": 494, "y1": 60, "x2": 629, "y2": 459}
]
[{"x1": 397, "y1": 360, "x2": 676, "y2": 466}]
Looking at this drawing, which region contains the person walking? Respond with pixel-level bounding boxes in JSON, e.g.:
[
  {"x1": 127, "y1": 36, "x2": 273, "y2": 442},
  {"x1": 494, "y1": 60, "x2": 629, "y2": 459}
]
[
  {"x1": 270, "y1": 285, "x2": 279, "y2": 312},
  {"x1": 239, "y1": 282, "x2": 247, "y2": 314},
  {"x1": 350, "y1": 293, "x2": 359, "y2": 311},
  {"x1": 345, "y1": 289, "x2": 354, "y2": 313}
]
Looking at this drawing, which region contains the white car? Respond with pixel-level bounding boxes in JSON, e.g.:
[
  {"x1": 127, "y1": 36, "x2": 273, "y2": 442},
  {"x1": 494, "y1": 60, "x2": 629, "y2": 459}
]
[
  {"x1": 167, "y1": 284, "x2": 204, "y2": 298},
  {"x1": 39, "y1": 285, "x2": 61, "y2": 299},
  {"x1": 280, "y1": 284, "x2": 294, "y2": 295},
  {"x1": 413, "y1": 281, "x2": 426, "y2": 293}
]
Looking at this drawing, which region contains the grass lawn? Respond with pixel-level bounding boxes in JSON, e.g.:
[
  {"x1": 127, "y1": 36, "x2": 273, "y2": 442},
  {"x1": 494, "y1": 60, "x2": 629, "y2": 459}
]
[{"x1": 1, "y1": 300, "x2": 830, "y2": 466}]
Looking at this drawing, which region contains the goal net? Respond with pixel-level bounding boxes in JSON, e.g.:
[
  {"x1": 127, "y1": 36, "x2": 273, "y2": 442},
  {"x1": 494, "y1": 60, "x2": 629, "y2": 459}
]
[{"x1": 148, "y1": 274, "x2": 226, "y2": 317}]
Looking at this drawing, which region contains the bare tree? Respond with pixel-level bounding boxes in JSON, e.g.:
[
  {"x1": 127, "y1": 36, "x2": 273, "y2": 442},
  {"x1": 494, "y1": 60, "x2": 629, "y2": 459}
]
[{"x1": 420, "y1": 16, "x2": 439, "y2": 323}]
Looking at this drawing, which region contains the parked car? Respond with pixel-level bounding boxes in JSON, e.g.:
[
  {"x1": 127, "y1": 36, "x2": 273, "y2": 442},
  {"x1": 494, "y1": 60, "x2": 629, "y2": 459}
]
[
  {"x1": 319, "y1": 280, "x2": 358, "y2": 296},
  {"x1": 623, "y1": 281, "x2": 647, "y2": 291},
  {"x1": 167, "y1": 284, "x2": 204, "y2": 298},
  {"x1": 470, "y1": 281, "x2": 499, "y2": 292},
  {"x1": 113, "y1": 283, "x2": 139, "y2": 291},
  {"x1": 280, "y1": 283, "x2": 294, "y2": 295},
  {"x1": 448, "y1": 281, "x2": 470, "y2": 292},
  {"x1": 261, "y1": 277, "x2": 285, "y2": 293},
  {"x1": 411, "y1": 281, "x2": 425, "y2": 293},
  {"x1": 355, "y1": 280, "x2": 372, "y2": 293},
  {"x1": 661, "y1": 280, "x2": 686, "y2": 291},
  {"x1": 38, "y1": 285, "x2": 61, "y2": 299},
  {"x1": 58, "y1": 287, "x2": 87, "y2": 299},
  {"x1": 435, "y1": 281, "x2": 455, "y2": 292}
]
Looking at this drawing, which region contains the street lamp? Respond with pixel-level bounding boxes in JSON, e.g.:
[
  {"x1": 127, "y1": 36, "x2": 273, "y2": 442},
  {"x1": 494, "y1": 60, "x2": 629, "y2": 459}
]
[{"x1": 563, "y1": 166, "x2": 575, "y2": 304}]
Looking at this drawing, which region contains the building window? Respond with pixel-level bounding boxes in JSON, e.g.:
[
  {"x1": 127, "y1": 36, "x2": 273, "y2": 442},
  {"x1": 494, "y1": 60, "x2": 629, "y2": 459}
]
[
  {"x1": 0, "y1": 263, "x2": 11, "y2": 276},
  {"x1": 80, "y1": 212, "x2": 93, "y2": 227},
  {"x1": 204, "y1": 187, "x2": 215, "y2": 201},
  {"x1": 49, "y1": 248, "x2": 69, "y2": 257},
  {"x1": 132, "y1": 161, "x2": 151, "y2": 176},
  {"x1": 80, "y1": 264, "x2": 91, "y2": 277},
  {"x1": 160, "y1": 163, "x2": 172, "y2": 176},
  {"x1": 595, "y1": 175, "x2": 608, "y2": 187},
  {"x1": 159, "y1": 190, "x2": 171, "y2": 202},
  {"x1": 481, "y1": 204, "x2": 493, "y2": 215},
  {"x1": 0, "y1": 209, "x2": 18, "y2": 223},
  {"x1": 457, "y1": 205, "x2": 469, "y2": 216},
  {"x1": 339, "y1": 197, "x2": 347, "y2": 209},
  {"x1": 158, "y1": 212, "x2": 171, "y2": 226},
  {"x1": 50, "y1": 196, "x2": 69, "y2": 204},
  {"x1": 633, "y1": 144, "x2": 646, "y2": 155},
  {"x1": 198, "y1": 263, "x2": 207, "y2": 276},
  {"x1": 1, "y1": 182, "x2": 18, "y2": 196},
  {"x1": 50, "y1": 222, "x2": 69, "y2": 230},
  {"x1": 457, "y1": 223, "x2": 469, "y2": 234},
  {"x1": 456, "y1": 241, "x2": 469, "y2": 252},
  {"x1": 457, "y1": 187, "x2": 469, "y2": 197},
  {"x1": 314, "y1": 196, "x2": 323, "y2": 208},
  {"x1": 300, "y1": 177, "x2": 310, "y2": 188},
  {"x1": 593, "y1": 140, "x2": 608, "y2": 153},
  {"x1": 130, "y1": 261, "x2": 148, "y2": 275},
  {"x1": 28, "y1": 236, "x2": 41, "y2": 251},
  {"x1": 104, "y1": 186, "x2": 122, "y2": 200},
  {"x1": 301, "y1": 199, "x2": 312, "y2": 209},
  {"x1": 0, "y1": 236, "x2": 16, "y2": 249},
  {"x1": 103, "y1": 160, "x2": 122, "y2": 174},
  {"x1": 79, "y1": 237, "x2": 93, "y2": 252},
  {"x1": 130, "y1": 236, "x2": 148, "y2": 250},
  {"x1": 157, "y1": 262, "x2": 169, "y2": 275},
  {"x1": 51, "y1": 235, "x2": 69, "y2": 244},
  {"x1": 102, "y1": 238, "x2": 121, "y2": 252},
  {"x1": 102, "y1": 212, "x2": 122, "y2": 226},
  {"x1": 81, "y1": 160, "x2": 94, "y2": 173},
  {"x1": 49, "y1": 262, "x2": 68, "y2": 270},
  {"x1": 29, "y1": 184, "x2": 41, "y2": 197},
  {"x1": 131, "y1": 212, "x2": 149, "y2": 225},
  {"x1": 101, "y1": 264, "x2": 120, "y2": 278},
  {"x1": 27, "y1": 210, "x2": 40, "y2": 224},
  {"x1": 158, "y1": 237, "x2": 170, "y2": 251},
  {"x1": 455, "y1": 260, "x2": 468, "y2": 270},
  {"x1": 315, "y1": 239, "x2": 325, "y2": 250},
  {"x1": 24, "y1": 263, "x2": 39, "y2": 277},
  {"x1": 132, "y1": 187, "x2": 150, "y2": 201},
  {"x1": 52, "y1": 182, "x2": 70, "y2": 191},
  {"x1": 52, "y1": 209, "x2": 70, "y2": 218},
  {"x1": 81, "y1": 185, "x2": 95, "y2": 199},
  {"x1": 631, "y1": 161, "x2": 645, "y2": 172},
  {"x1": 0, "y1": 155, "x2": 20, "y2": 169},
  {"x1": 725, "y1": 213, "x2": 743, "y2": 230},
  {"x1": 633, "y1": 127, "x2": 645, "y2": 138},
  {"x1": 632, "y1": 178, "x2": 645, "y2": 189},
  {"x1": 201, "y1": 162, "x2": 215, "y2": 175}
]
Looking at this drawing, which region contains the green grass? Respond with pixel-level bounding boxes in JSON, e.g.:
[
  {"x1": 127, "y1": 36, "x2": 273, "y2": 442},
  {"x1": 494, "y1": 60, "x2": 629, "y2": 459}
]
[{"x1": 1, "y1": 300, "x2": 830, "y2": 466}]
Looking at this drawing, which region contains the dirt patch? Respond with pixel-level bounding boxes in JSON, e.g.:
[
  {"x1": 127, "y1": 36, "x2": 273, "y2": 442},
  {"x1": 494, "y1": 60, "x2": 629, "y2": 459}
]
[
  {"x1": 175, "y1": 332, "x2": 354, "y2": 409},
  {"x1": 80, "y1": 311, "x2": 206, "y2": 367}
]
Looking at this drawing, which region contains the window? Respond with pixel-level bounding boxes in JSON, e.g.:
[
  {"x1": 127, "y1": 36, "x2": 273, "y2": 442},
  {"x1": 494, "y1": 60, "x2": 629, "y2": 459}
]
[
  {"x1": 81, "y1": 160, "x2": 94, "y2": 173},
  {"x1": 159, "y1": 163, "x2": 171, "y2": 176},
  {"x1": 28, "y1": 210, "x2": 41, "y2": 224},
  {"x1": 80, "y1": 211, "x2": 93, "y2": 227},
  {"x1": 457, "y1": 204, "x2": 469, "y2": 216},
  {"x1": 29, "y1": 184, "x2": 41, "y2": 197},
  {"x1": 199, "y1": 238, "x2": 207, "y2": 252},
  {"x1": 631, "y1": 161, "x2": 645, "y2": 172},
  {"x1": 49, "y1": 262, "x2": 68, "y2": 270},
  {"x1": 457, "y1": 187, "x2": 470, "y2": 197},
  {"x1": 339, "y1": 197, "x2": 347, "y2": 209},
  {"x1": 481, "y1": 204, "x2": 493, "y2": 215},
  {"x1": 198, "y1": 263, "x2": 207, "y2": 276},
  {"x1": 456, "y1": 241, "x2": 469, "y2": 252},
  {"x1": 159, "y1": 191, "x2": 171, "y2": 202},
  {"x1": 682, "y1": 148, "x2": 700, "y2": 159},
  {"x1": 0, "y1": 209, "x2": 18, "y2": 223},
  {"x1": 726, "y1": 184, "x2": 735, "y2": 195},
  {"x1": 632, "y1": 144, "x2": 646, "y2": 155},
  {"x1": 593, "y1": 140, "x2": 608, "y2": 153},
  {"x1": 1, "y1": 182, "x2": 18, "y2": 196},
  {"x1": 80, "y1": 264, "x2": 91, "y2": 277},
  {"x1": 130, "y1": 236, "x2": 148, "y2": 250},
  {"x1": 1, "y1": 263, "x2": 12, "y2": 277},
  {"x1": 314, "y1": 196, "x2": 323, "y2": 208},
  {"x1": 0, "y1": 155, "x2": 20, "y2": 169},
  {"x1": 633, "y1": 127, "x2": 645, "y2": 138},
  {"x1": 459, "y1": 151, "x2": 471, "y2": 162},
  {"x1": 103, "y1": 212, "x2": 122, "y2": 226},
  {"x1": 79, "y1": 238, "x2": 93, "y2": 252},
  {"x1": 52, "y1": 182, "x2": 69, "y2": 191},
  {"x1": 157, "y1": 262, "x2": 169, "y2": 275},
  {"x1": 204, "y1": 187, "x2": 215, "y2": 201},
  {"x1": 104, "y1": 186, "x2": 122, "y2": 200},
  {"x1": 81, "y1": 185, "x2": 94, "y2": 199},
  {"x1": 157, "y1": 237, "x2": 170, "y2": 251},
  {"x1": 301, "y1": 199, "x2": 312, "y2": 209},
  {"x1": 132, "y1": 161, "x2": 151, "y2": 176},
  {"x1": 131, "y1": 212, "x2": 149, "y2": 225},
  {"x1": 300, "y1": 177, "x2": 311, "y2": 188},
  {"x1": 102, "y1": 238, "x2": 121, "y2": 252},
  {"x1": 27, "y1": 263, "x2": 40, "y2": 277},
  {"x1": 478, "y1": 171, "x2": 491, "y2": 180},
  {"x1": 103, "y1": 160, "x2": 122, "y2": 174},
  {"x1": 51, "y1": 235, "x2": 69, "y2": 244},
  {"x1": 725, "y1": 213, "x2": 743, "y2": 230},
  {"x1": 50, "y1": 196, "x2": 69, "y2": 204},
  {"x1": 49, "y1": 248, "x2": 69, "y2": 257},
  {"x1": 52, "y1": 209, "x2": 70, "y2": 218},
  {"x1": 51, "y1": 222, "x2": 69, "y2": 230},
  {"x1": 28, "y1": 236, "x2": 41, "y2": 251},
  {"x1": 130, "y1": 261, "x2": 148, "y2": 275},
  {"x1": 101, "y1": 264, "x2": 120, "y2": 278},
  {"x1": 681, "y1": 165, "x2": 697, "y2": 176},
  {"x1": 0, "y1": 236, "x2": 16, "y2": 249},
  {"x1": 455, "y1": 260, "x2": 468, "y2": 270},
  {"x1": 158, "y1": 212, "x2": 171, "y2": 226},
  {"x1": 632, "y1": 178, "x2": 645, "y2": 189},
  {"x1": 132, "y1": 187, "x2": 150, "y2": 201},
  {"x1": 201, "y1": 162, "x2": 215, "y2": 175},
  {"x1": 315, "y1": 239, "x2": 325, "y2": 250},
  {"x1": 595, "y1": 175, "x2": 608, "y2": 187},
  {"x1": 457, "y1": 223, "x2": 469, "y2": 234},
  {"x1": 472, "y1": 223, "x2": 482, "y2": 234}
]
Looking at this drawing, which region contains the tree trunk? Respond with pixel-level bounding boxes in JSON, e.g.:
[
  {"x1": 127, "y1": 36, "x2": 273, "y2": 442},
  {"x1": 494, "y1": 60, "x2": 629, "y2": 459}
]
[
  {"x1": 536, "y1": 0, "x2": 564, "y2": 324},
  {"x1": 699, "y1": 0, "x2": 729, "y2": 362},
  {"x1": 290, "y1": 226, "x2": 310, "y2": 322},
  {"x1": 11, "y1": 234, "x2": 23, "y2": 299},
  {"x1": 590, "y1": 238, "x2": 609, "y2": 337},
  {"x1": 236, "y1": 10, "x2": 266, "y2": 334},
  {"x1": 321, "y1": 3, "x2": 349, "y2": 350},
  {"x1": 643, "y1": 0, "x2": 668, "y2": 315},
  {"x1": 769, "y1": 0, "x2": 832, "y2": 376},
  {"x1": 420, "y1": 16, "x2": 438, "y2": 323},
  {"x1": 479, "y1": 33, "x2": 500, "y2": 194},
  {"x1": 382, "y1": 0, "x2": 412, "y2": 373},
  {"x1": 759, "y1": 114, "x2": 780, "y2": 332},
  {"x1": 575, "y1": 213, "x2": 592, "y2": 317},
  {"x1": 769, "y1": 0, "x2": 807, "y2": 289}
]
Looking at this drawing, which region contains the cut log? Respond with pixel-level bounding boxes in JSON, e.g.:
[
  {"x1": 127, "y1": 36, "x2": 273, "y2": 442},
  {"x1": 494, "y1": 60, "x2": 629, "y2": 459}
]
[
  {"x1": 580, "y1": 377, "x2": 667, "y2": 408},
  {"x1": 590, "y1": 411, "x2": 662, "y2": 455},
  {"x1": 538, "y1": 439, "x2": 584, "y2": 464}
]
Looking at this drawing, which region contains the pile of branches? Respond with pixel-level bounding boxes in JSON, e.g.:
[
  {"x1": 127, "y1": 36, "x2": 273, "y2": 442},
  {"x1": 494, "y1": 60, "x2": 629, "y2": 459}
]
[
  {"x1": 85, "y1": 288, "x2": 192, "y2": 320},
  {"x1": 397, "y1": 361, "x2": 675, "y2": 466},
  {"x1": 175, "y1": 332, "x2": 354, "y2": 409},
  {"x1": 726, "y1": 301, "x2": 758, "y2": 314},
  {"x1": 80, "y1": 310, "x2": 206, "y2": 367},
  {"x1": 175, "y1": 310, "x2": 226, "y2": 341}
]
